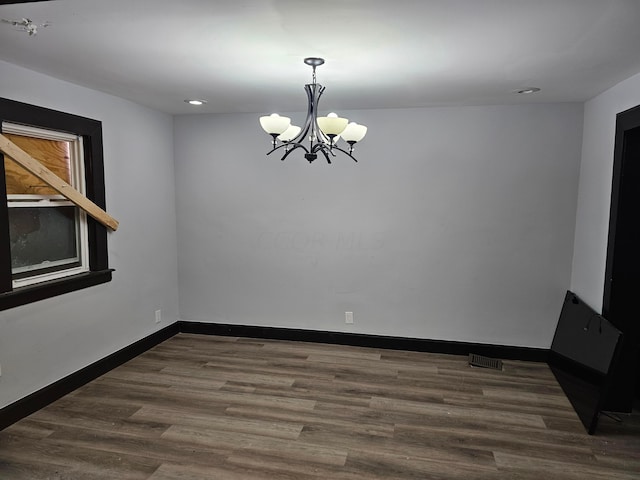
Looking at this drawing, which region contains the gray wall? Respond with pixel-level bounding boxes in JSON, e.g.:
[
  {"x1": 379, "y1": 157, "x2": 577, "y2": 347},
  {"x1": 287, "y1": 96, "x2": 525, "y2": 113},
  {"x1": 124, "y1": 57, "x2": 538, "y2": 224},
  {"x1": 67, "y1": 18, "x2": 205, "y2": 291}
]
[
  {"x1": 0, "y1": 61, "x2": 180, "y2": 409},
  {"x1": 175, "y1": 103, "x2": 583, "y2": 348},
  {"x1": 571, "y1": 71, "x2": 640, "y2": 312}
]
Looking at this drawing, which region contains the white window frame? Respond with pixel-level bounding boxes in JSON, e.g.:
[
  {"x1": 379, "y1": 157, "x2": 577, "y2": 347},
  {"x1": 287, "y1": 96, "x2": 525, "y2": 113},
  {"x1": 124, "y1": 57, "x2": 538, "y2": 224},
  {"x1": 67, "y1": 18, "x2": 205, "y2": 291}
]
[{"x1": 3, "y1": 122, "x2": 90, "y2": 288}]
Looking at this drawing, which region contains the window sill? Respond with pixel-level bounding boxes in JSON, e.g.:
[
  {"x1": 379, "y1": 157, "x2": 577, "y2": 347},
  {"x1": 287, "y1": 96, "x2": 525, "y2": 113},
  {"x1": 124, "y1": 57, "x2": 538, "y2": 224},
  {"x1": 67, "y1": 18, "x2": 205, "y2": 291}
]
[{"x1": 0, "y1": 269, "x2": 113, "y2": 312}]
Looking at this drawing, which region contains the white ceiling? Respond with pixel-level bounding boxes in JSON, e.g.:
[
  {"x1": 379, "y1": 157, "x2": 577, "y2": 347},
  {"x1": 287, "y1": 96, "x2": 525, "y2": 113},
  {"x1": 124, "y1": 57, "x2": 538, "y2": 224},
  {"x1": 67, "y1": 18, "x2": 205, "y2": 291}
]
[{"x1": 1, "y1": 0, "x2": 640, "y2": 115}]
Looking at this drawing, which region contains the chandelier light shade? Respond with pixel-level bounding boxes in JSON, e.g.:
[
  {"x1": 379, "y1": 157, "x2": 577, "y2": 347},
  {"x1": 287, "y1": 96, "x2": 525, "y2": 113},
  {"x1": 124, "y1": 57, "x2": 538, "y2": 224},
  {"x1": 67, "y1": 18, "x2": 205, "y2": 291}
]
[
  {"x1": 316, "y1": 112, "x2": 348, "y2": 137},
  {"x1": 259, "y1": 113, "x2": 291, "y2": 136},
  {"x1": 259, "y1": 57, "x2": 367, "y2": 164},
  {"x1": 278, "y1": 124, "x2": 302, "y2": 142}
]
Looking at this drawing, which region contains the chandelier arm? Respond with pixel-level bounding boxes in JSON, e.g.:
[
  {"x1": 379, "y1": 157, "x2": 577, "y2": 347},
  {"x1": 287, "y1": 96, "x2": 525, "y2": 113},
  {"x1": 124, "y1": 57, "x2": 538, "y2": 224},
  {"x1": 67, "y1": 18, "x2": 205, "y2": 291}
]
[
  {"x1": 319, "y1": 148, "x2": 332, "y2": 164},
  {"x1": 279, "y1": 143, "x2": 308, "y2": 162},
  {"x1": 312, "y1": 143, "x2": 358, "y2": 163},
  {"x1": 312, "y1": 143, "x2": 336, "y2": 156},
  {"x1": 266, "y1": 142, "x2": 309, "y2": 155},
  {"x1": 326, "y1": 145, "x2": 359, "y2": 163}
]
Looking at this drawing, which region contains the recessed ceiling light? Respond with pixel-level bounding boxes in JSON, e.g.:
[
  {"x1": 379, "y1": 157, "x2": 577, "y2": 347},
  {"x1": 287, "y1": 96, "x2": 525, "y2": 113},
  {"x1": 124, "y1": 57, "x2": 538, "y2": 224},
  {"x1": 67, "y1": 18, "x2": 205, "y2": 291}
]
[
  {"x1": 185, "y1": 99, "x2": 207, "y2": 105},
  {"x1": 514, "y1": 87, "x2": 541, "y2": 94}
]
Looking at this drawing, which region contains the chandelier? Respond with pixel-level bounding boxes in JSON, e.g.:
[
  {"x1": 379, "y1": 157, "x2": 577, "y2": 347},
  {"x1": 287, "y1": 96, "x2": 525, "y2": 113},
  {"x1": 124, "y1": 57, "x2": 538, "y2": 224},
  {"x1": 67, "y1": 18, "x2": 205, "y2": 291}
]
[{"x1": 259, "y1": 57, "x2": 367, "y2": 164}]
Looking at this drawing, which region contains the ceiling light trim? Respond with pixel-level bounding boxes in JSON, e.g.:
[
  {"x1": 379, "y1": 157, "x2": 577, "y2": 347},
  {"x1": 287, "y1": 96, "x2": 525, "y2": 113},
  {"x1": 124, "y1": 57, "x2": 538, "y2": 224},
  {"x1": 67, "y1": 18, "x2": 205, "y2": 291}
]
[{"x1": 514, "y1": 87, "x2": 541, "y2": 94}]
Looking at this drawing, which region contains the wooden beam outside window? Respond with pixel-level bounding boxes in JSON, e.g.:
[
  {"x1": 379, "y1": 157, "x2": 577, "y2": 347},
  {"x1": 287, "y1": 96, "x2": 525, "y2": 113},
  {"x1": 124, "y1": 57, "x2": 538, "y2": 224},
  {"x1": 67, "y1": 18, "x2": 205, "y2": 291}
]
[{"x1": 0, "y1": 133, "x2": 119, "y2": 231}]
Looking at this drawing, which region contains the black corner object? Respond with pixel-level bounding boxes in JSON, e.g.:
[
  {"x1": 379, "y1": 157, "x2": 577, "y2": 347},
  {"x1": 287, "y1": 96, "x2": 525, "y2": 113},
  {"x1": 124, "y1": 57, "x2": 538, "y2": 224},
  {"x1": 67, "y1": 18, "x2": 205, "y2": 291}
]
[
  {"x1": 549, "y1": 291, "x2": 623, "y2": 434},
  {"x1": 602, "y1": 104, "x2": 640, "y2": 413}
]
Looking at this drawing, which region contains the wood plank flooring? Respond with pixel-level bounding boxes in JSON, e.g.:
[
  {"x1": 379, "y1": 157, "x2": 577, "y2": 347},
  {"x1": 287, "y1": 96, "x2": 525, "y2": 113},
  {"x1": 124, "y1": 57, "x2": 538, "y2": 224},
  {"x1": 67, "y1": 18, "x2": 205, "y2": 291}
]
[{"x1": 1, "y1": 333, "x2": 639, "y2": 479}]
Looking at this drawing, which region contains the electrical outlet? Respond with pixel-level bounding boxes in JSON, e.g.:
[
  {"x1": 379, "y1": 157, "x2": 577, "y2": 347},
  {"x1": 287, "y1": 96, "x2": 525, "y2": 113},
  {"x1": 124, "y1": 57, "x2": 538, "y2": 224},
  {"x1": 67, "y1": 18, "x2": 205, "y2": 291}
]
[
  {"x1": 345, "y1": 311, "x2": 354, "y2": 324},
  {"x1": 155, "y1": 309, "x2": 162, "y2": 324}
]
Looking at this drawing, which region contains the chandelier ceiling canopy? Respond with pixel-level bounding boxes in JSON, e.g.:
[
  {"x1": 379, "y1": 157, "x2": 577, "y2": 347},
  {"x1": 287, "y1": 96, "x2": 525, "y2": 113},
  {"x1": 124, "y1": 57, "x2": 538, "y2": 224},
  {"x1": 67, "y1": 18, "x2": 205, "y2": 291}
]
[{"x1": 259, "y1": 57, "x2": 367, "y2": 164}]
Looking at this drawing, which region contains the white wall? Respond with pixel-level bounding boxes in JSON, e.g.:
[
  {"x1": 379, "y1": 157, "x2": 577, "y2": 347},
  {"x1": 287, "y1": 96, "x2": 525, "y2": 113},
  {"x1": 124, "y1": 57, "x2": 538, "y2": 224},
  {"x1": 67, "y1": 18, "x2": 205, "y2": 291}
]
[
  {"x1": 0, "y1": 61, "x2": 180, "y2": 409},
  {"x1": 570, "y1": 72, "x2": 640, "y2": 313},
  {"x1": 175, "y1": 103, "x2": 583, "y2": 349}
]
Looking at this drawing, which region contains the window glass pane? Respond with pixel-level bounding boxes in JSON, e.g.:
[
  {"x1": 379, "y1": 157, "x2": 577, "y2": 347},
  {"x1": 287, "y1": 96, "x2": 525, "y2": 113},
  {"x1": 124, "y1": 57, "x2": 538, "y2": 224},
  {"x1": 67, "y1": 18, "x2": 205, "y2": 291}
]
[{"x1": 9, "y1": 206, "x2": 80, "y2": 278}]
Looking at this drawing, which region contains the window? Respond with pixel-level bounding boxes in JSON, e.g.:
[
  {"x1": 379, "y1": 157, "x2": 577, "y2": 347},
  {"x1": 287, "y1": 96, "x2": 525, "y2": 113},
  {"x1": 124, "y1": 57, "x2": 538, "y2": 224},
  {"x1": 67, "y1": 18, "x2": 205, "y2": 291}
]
[
  {"x1": 0, "y1": 98, "x2": 112, "y2": 311},
  {"x1": 5, "y1": 124, "x2": 90, "y2": 287}
]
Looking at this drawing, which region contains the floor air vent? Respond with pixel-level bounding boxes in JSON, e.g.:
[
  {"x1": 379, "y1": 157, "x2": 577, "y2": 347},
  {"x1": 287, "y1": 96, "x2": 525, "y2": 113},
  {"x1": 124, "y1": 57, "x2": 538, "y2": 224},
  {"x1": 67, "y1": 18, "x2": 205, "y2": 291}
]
[{"x1": 469, "y1": 353, "x2": 503, "y2": 371}]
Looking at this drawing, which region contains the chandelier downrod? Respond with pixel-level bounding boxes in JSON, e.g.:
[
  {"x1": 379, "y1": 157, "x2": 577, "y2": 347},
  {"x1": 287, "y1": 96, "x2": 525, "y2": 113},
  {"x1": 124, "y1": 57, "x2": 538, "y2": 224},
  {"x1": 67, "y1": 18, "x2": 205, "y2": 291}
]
[{"x1": 304, "y1": 57, "x2": 324, "y2": 85}]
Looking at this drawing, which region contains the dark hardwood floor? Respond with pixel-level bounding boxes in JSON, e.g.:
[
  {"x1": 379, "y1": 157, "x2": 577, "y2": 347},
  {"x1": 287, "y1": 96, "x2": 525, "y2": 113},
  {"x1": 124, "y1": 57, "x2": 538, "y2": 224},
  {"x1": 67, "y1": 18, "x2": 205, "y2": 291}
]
[{"x1": 1, "y1": 333, "x2": 639, "y2": 479}]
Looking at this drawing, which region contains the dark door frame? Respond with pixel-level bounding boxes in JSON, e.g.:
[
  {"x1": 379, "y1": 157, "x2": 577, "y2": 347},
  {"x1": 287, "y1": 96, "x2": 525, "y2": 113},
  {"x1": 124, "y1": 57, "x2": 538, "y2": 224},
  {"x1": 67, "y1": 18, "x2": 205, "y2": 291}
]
[
  {"x1": 602, "y1": 103, "x2": 640, "y2": 412},
  {"x1": 603, "y1": 105, "x2": 640, "y2": 316}
]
